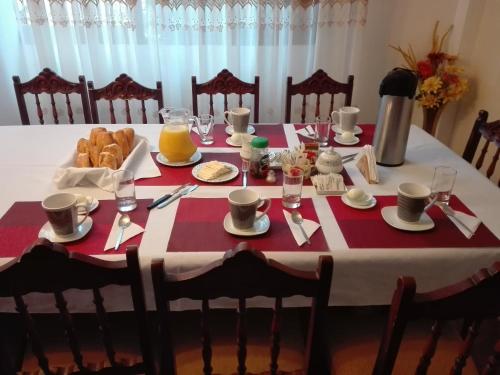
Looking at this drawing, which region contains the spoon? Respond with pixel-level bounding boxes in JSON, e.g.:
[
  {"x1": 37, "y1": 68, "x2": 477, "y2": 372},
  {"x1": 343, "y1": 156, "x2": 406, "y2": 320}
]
[
  {"x1": 291, "y1": 210, "x2": 311, "y2": 245},
  {"x1": 114, "y1": 214, "x2": 131, "y2": 250}
]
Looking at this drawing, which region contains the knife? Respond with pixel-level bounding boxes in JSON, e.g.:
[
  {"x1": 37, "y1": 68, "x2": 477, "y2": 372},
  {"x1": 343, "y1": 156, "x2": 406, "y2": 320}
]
[
  {"x1": 157, "y1": 184, "x2": 199, "y2": 209},
  {"x1": 147, "y1": 183, "x2": 191, "y2": 210}
]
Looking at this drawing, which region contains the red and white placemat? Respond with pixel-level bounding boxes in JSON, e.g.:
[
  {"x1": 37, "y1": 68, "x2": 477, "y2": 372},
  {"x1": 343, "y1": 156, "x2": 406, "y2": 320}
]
[
  {"x1": 0, "y1": 199, "x2": 152, "y2": 257},
  {"x1": 192, "y1": 124, "x2": 289, "y2": 148},
  {"x1": 327, "y1": 195, "x2": 500, "y2": 249},
  {"x1": 295, "y1": 123, "x2": 375, "y2": 147},
  {"x1": 167, "y1": 197, "x2": 329, "y2": 252},
  {"x1": 137, "y1": 152, "x2": 354, "y2": 187}
]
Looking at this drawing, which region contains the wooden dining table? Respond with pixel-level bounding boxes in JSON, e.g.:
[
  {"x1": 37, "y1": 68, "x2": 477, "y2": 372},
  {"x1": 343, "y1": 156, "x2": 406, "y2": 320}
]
[{"x1": 0, "y1": 122, "x2": 498, "y2": 312}]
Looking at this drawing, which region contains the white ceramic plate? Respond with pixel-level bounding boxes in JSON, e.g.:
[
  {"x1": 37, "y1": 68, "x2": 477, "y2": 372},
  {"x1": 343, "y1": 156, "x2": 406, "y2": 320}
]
[
  {"x1": 223, "y1": 212, "x2": 270, "y2": 236},
  {"x1": 75, "y1": 194, "x2": 99, "y2": 213},
  {"x1": 334, "y1": 135, "x2": 360, "y2": 146},
  {"x1": 332, "y1": 124, "x2": 363, "y2": 135},
  {"x1": 38, "y1": 216, "x2": 93, "y2": 243},
  {"x1": 381, "y1": 206, "x2": 435, "y2": 232},
  {"x1": 341, "y1": 193, "x2": 377, "y2": 209},
  {"x1": 225, "y1": 125, "x2": 256, "y2": 136},
  {"x1": 156, "y1": 150, "x2": 202, "y2": 167},
  {"x1": 192, "y1": 162, "x2": 239, "y2": 183}
]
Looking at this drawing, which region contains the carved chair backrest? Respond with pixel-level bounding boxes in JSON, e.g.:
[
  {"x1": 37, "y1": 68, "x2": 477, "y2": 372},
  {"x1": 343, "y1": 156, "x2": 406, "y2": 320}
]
[
  {"x1": 372, "y1": 262, "x2": 500, "y2": 375},
  {"x1": 285, "y1": 69, "x2": 354, "y2": 124},
  {"x1": 12, "y1": 68, "x2": 92, "y2": 125},
  {"x1": 0, "y1": 239, "x2": 155, "y2": 375},
  {"x1": 88, "y1": 74, "x2": 164, "y2": 124},
  {"x1": 463, "y1": 110, "x2": 500, "y2": 186},
  {"x1": 191, "y1": 69, "x2": 260, "y2": 123},
  {"x1": 152, "y1": 243, "x2": 333, "y2": 375}
]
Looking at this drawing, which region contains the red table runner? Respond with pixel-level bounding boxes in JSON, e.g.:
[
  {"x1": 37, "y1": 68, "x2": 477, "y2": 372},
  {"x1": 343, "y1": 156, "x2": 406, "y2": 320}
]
[
  {"x1": 192, "y1": 124, "x2": 288, "y2": 148},
  {"x1": 167, "y1": 197, "x2": 329, "y2": 252},
  {"x1": 137, "y1": 152, "x2": 353, "y2": 187},
  {"x1": 0, "y1": 199, "x2": 152, "y2": 257},
  {"x1": 295, "y1": 123, "x2": 375, "y2": 147},
  {"x1": 327, "y1": 195, "x2": 500, "y2": 248}
]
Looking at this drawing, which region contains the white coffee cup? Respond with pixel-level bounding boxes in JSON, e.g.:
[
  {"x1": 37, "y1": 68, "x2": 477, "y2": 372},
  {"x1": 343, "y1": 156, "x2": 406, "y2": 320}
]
[
  {"x1": 331, "y1": 106, "x2": 360, "y2": 132},
  {"x1": 224, "y1": 107, "x2": 251, "y2": 134},
  {"x1": 228, "y1": 188, "x2": 271, "y2": 230},
  {"x1": 41, "y1": 193, "x2": 89, "y2": 236}
]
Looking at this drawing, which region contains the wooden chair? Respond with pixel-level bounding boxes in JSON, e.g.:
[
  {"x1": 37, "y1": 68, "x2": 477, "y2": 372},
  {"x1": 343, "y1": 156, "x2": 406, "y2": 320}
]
[
  {"x1": 191, "y1": 69, "x2": 260, "y2": 122},
  {"x1": 152, "y1": 242, "x2": 333, "y2": 375},
  {"x1": 372, "y1": 262, "x2": 500, "y2": 375},
  {"x1": 12, "y1": 68, "x2": 92, "y2": 125},
  {"x1": 0, "y1": 239, "x2": 155, "y2": 375},
  {"x1": 88, "y1": 74, "x2": 164, "y2": 124},
  {"x1": 462, "y1": 110, "x2": 500, "y2": 186},
  {"x1": 285, "y1": 69, "x2": 354, "y2": 123}
]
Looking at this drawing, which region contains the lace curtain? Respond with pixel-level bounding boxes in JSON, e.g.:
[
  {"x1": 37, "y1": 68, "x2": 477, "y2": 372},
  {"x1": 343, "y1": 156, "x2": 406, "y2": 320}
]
[{"x1": 4, "y1": 0, "x2": 368, "y2": 124}]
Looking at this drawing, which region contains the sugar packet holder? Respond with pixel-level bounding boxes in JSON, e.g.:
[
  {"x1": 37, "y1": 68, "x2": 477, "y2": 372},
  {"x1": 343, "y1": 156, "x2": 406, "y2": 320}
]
[
  {"x1": 311, "y1": 173, "x2": 346, "y2": 195},
  {"x1": 356, "y1": 145, "x2": 379, "y2": 184}
]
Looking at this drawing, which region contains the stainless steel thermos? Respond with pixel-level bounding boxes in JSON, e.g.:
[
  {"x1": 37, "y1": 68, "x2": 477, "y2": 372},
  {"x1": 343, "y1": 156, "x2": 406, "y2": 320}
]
[{"x1": 373, "y1": 68, "x2": 418, "y2": 166}]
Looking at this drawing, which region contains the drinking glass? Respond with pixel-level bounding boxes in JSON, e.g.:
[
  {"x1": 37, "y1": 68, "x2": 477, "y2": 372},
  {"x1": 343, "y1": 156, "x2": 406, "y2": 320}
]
[
  {"x1": 196, "y1": 114, "x2": 215, "y2": 145},
  {"x1": 112, "y1": 170, "x2": 137, "y2": 212},
  {"x1": 431, "y1": 166, "x2": 457, "y2": 205},
  {"x1": 315, "y1": 117, "x2": 330, "y2": 146},
  {"x1": 282, "y1": 168, "x2": 304, "y2": 208}
]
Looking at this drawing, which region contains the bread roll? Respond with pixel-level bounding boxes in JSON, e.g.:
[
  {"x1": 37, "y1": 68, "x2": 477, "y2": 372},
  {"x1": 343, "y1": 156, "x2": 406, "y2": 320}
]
[
  {"x1": 96, "y1": 131, "x2": 114, "y2": 153},
  {"x1": 77, "y1": 138, "x2": 90, "y2": 154},
  {"x1": 89, "y1": 127, "x2": 107, "y2": 145},
  {"x1": 98, "y1": 152, "x2": 117, "y2": 170},
  {"x1": 89, "y1": 144, "x2": 100, "y2": 167},
  {"x1": 102, "y1": 143, "x2": 123, "y2": 168},
  {"x1": 123, "y1": 128, "x2": 135, "y2": 149},
  {"x1": 112, "y1": 130, "x2": 130, "y2": 158},
  {"x1": 76, "y1": 153, "x2": 91, "y2": 168}
]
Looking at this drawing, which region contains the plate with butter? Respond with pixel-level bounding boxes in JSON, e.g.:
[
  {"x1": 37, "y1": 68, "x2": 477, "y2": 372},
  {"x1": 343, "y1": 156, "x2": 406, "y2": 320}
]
[{"x1": 192, "y1": 161, "x2": 239, "y2": 183}]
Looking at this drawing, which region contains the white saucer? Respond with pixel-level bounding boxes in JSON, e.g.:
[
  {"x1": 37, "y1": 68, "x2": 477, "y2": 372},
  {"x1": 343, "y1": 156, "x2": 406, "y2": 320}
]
[
  {"x1": 334, "y1": 135, "x2": 360, "y2": 145},
  {"x1": 225, "y1": 137, "x2": 242, "y2": 147},
  {"x1": 156, "y1": 150, "x2": 202, "y2": 167},
  {"x1": 332, "y1": 124, "x2": 363, "y2": 135},
  {"x1": 341, "y1": 194, "x2": 377, "y2": 209},
  {"x1": 75, "y1": 194, "x2": 99, "y2": 213},
  {"x1": 39, "y1": 216, "x2": 93, "y2": 243},
  {"x1": 225, "y1": 125, "x2": 256, "y2": 136},
  {"x1": 223, "y1": 212, "x2": 270, "y2": 236},
  {"x1": 192, "y1": 162, "x2": 239, "y2": 183},
  {"x1": 381, "y1": 206, "x2": 435, "y2": 232}
]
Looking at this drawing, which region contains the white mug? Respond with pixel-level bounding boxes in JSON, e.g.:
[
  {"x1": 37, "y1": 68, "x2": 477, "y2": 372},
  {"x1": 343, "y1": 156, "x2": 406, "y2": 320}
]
[
  {"x1": 228, "y1": 188, "x2": 271, "y2": 229},
  {"x1": 331, "y1": 106, "x2": 360, "y2": 132},
  {"x1": 41, "y1": 193, "x2": 89, "y2": 236},
  {"x1": 224, "y1": 107, "x2": 251, "y2": 134}
]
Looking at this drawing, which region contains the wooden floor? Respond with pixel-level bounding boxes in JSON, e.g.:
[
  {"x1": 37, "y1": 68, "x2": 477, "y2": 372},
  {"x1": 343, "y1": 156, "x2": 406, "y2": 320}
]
[{"x1": 1, "y1": 307, "x2": 497, "y2": 374}]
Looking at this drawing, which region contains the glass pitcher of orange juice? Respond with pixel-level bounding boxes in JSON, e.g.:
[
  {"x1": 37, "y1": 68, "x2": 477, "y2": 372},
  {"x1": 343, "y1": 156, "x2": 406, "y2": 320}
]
[{"x1": 158, "y1": 108, "x2": 198, "y2": 162}]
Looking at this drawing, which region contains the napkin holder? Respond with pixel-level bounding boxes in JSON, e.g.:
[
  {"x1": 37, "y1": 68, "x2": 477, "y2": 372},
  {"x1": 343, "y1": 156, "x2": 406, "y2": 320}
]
[
  {"x1": 356, "y1": 145, "x2": 379, "y2": 184},
  {"x1": 311, "y1": 173, "x2": 346, "y2": 195}
]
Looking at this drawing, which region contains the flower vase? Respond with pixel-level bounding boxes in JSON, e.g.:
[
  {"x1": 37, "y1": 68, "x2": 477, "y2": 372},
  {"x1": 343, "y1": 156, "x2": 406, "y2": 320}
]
[{"x1": 422, "y1": 106, "x2": 445, "y2": 136}]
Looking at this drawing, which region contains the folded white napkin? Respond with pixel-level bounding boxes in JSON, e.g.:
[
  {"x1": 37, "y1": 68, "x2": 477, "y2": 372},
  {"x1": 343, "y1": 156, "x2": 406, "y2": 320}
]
[
  {"x1": 447, "y1": 210, "x2": 482, "y2": 239},
  {"x1": 53, "y1": 136, "x2": 161, "y2": 192},
  {"x1": 355, "y1": 145, "x2": 379, "y2": 184},
  {"x1": 295, "y1": 125, "x2": 316, "y2": 139},
  {"x1": 191, "y1": 127, "x2": 199, "y2": 135},
  {"x1": 283, "y1": 210, "x2": 321, "y2": 246},
  {"x1": 104, "y1": 213, "x2": 145, "y2": 251}
]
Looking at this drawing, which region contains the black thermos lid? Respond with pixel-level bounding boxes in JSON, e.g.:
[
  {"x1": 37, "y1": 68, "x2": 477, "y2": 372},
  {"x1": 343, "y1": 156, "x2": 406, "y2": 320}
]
[{"x1": 379, "y1": 68, "x2": 418, "y2": 98}]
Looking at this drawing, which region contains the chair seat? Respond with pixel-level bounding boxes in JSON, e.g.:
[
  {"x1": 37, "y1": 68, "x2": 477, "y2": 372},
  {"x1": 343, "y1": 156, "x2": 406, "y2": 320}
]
[{"x1": 328, "y1": 311, "x2": 478, "y2": 375}]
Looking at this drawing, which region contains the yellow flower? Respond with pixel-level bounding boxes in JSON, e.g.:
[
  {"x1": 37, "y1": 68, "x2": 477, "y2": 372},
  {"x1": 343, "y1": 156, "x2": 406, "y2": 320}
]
[
  {"x1": 419, "y1": 93, "x2": 441, "y2": 108},
  {"x1": 445, "y1": 78, "x2": 468, "y2": 101},
  {"x1": 444, "y1": 64, "x2": 464, "y2": 75},
  {"x1": 420, "y1": 76, "x2": 443, "y2": 94}
]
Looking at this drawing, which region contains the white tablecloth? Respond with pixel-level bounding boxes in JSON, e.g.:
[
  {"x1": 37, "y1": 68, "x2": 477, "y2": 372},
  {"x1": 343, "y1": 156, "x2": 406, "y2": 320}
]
[{"x1": 0, "y1": 123, "x2": 498, "y2": 312}]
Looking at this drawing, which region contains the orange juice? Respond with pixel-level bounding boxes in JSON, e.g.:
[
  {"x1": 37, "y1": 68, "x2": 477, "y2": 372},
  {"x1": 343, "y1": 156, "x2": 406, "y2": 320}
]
[{"x1": 159, "y1": 123, "x2": 197, "y2": 162}]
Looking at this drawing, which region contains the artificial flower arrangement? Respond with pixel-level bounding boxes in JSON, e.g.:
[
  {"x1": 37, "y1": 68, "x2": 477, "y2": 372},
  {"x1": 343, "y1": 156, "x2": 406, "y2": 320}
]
[{"x1": 391, "y1": 22, "x2": 468, "y2": 134}]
